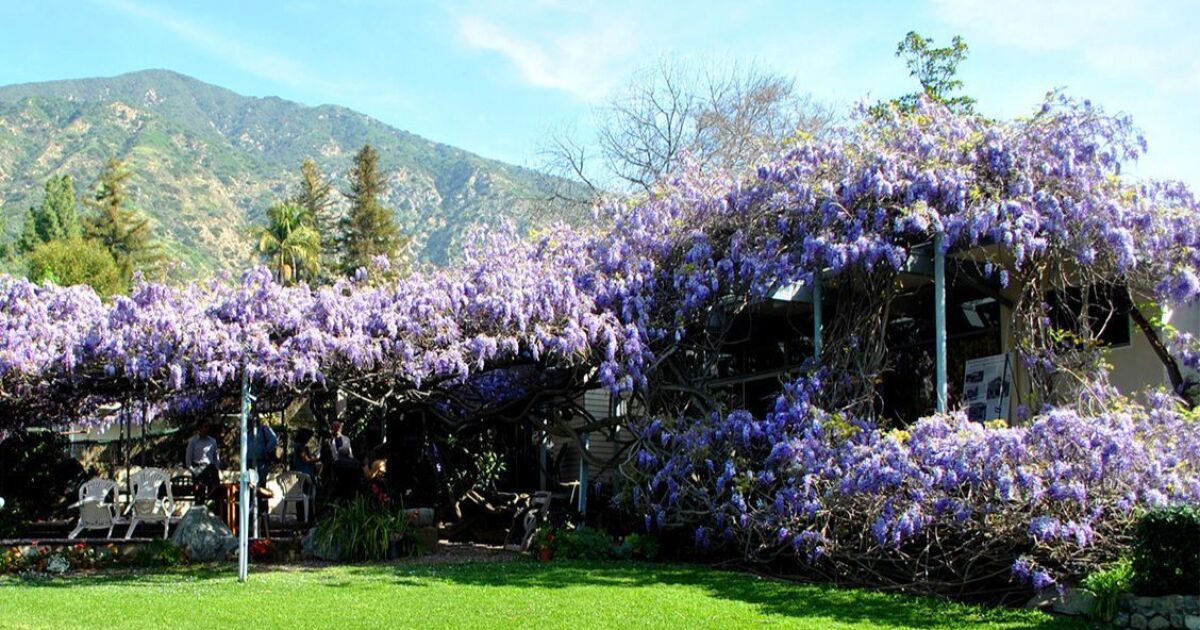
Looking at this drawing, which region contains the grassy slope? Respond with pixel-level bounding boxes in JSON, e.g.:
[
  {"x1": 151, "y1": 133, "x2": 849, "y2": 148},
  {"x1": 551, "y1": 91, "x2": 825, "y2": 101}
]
[{"x1": 0, "y1": 561, "x2": 1083, "y2": 629}]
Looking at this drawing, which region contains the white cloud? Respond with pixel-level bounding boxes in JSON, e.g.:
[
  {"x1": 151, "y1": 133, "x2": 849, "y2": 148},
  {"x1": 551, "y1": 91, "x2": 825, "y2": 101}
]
[{"x1": 456, "y1": 4, "x2": 642, "y2": 101}]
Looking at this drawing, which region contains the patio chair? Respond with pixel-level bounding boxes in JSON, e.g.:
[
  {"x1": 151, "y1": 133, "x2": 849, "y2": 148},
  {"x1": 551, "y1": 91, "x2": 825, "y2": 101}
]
[
  {"x1": 124, "y1": 468, "x2": 174, "y2": 539},
  {"x1": 68, "y1": 478, "x2": 120, "y2": 539},
  {"x1": 271, "y1": 471, "x2": 314, "y2": 524}
]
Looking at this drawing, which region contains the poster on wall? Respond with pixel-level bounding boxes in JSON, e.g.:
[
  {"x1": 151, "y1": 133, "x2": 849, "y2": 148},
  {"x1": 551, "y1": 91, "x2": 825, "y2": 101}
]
[{"x1": 962, "y1": 353, "x2": 1013, "y2": 423}]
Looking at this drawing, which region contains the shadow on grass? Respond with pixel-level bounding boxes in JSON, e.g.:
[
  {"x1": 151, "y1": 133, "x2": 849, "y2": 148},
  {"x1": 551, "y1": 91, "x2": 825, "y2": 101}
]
[
  {"x1": 4, "y1": 559, "x2": 1085, "y2": 629},
  {"x1": 366, "y1": 560, "x2": 1086, "y2": 629}
]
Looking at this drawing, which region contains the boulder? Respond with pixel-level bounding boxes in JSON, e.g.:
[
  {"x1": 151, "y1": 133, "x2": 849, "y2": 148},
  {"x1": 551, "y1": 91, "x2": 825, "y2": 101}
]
[
  {"x1": 171, "y1": 507, "x2": 237, "y2": 562},
  {"x1": 1185, "y1": 615, "x2": 1200, "y2": 630},
  {"x1": 1051, "y1": 587, "x2": 1097, "y2": 617}
]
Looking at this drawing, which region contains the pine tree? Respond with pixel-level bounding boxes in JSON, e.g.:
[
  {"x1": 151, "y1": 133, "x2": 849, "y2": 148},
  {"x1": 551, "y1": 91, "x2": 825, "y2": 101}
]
[
  {"x1": 17, "y1": 207, "x2": 40, "y2": 254},
  {"x1": 84, "y1": 159, "x2": 159, "y2": 279},
  {"x1": 42, "y1": 175, "x2": 81, "y2": 240},
  {"x1": 339, "y1": 144, "x2": 402, "y2": 273},
  {"x1": 291, "y1": 158, "x2": 338, "y2": 271}
]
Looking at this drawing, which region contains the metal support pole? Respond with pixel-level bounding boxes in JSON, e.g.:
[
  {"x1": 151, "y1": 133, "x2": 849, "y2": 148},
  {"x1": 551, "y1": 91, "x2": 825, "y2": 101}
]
[
  {"x1": 934, "y1": 237, "x2": 948, "y2": 413},
  {"x1": 538, "y1": 432, "x2": 547, "y2": 492},
  {"x1": 577, "y1": 433, "x2": 589, "y2": 516},
  {"x1": 812, "y1": 275, "x2": 823, "y2": 360},
  {"x1": 238, "y1": 368, "x2": 253, "y2": 583}
]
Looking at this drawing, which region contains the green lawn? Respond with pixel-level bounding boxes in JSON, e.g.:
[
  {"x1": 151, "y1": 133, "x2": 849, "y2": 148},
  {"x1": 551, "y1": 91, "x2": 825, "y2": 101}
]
[{"x1": 0, "y1": 560, "x2": 1084, "y2": 629}]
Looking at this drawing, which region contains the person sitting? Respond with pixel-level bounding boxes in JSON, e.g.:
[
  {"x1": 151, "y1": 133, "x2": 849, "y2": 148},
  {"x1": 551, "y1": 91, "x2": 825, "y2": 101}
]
[
  {"x1": 290, "y1": 428, "x2": 319, "y2": 479},
  {"x1": 185, "y1": 419, "x2": 220, "y2": 504}
]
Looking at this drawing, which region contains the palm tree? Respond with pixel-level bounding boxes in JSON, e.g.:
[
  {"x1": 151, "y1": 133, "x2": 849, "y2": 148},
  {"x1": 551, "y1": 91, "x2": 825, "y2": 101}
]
[{"x1": 255, "y1": 202, "x2": 321, "y2": 285}]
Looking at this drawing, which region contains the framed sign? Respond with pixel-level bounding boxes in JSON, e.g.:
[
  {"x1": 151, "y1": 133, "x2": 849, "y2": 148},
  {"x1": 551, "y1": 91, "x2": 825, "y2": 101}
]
[{"x1": 962, "y1": 353, "x2": 1013, "y2": 423}]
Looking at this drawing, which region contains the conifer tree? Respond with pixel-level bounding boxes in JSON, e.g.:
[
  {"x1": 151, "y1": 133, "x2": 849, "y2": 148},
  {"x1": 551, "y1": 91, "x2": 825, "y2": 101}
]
[
  {"x1": 339, "y1": 144, "x2": 402, "y2": 273},
  {"x1": 42, "y1": 174, "x2": 81, "y2": 240},
  {"x1": 291, "y1": 158, "x2": 338, "y2": 271},
  {"x1": 17, "y1": 207, "x2": 40, "y2": 254},
  {"x1": 84, "y1": 159, "x2": 159, "y2": 279}
]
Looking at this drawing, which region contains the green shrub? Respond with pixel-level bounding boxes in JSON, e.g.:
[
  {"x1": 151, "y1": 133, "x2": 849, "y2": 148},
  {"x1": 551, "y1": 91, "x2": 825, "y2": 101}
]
[
  {"x1": 1081, "y1": 558, "x2": 1132, "y2": 622},
  {"x1": 132, "y1": 539, "x2": 185, "y2": 568},
  {"x1": 312, "y1": 496, "x2": 411, "y2": 562},
  {"x1": 616, "y1": 533, "x2": 661, "y2": 561},
  {"x1": 554, "y1": 527, "x2": 613, "y2": 560},
  {"x1": 1130, "y1": 505, "x2": 1200, "y2": 596}
]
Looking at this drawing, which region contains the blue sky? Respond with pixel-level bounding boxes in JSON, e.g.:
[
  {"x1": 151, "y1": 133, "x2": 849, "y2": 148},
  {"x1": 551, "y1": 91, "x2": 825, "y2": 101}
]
[{"x1": 0, "y1": 0, "x2": 1196, "y2": 186}]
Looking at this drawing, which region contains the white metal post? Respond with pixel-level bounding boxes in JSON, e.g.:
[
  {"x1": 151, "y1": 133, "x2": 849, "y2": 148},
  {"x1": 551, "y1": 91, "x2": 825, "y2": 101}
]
[
  {"x1": 238, "y1": 368, "x2": 252, "y2": 582},
  {"x1": 934, "y1": 237, "x2": 948, "y2": 413},
  {"x1": 577, "y1": 433, "x2": 589, "y2": 516}
]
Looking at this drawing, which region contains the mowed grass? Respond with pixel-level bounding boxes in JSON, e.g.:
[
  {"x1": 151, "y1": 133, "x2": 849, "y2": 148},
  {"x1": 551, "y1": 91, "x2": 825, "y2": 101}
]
[{"x1": 0, "y1": 560, "x2": 1084, "y2": 629}]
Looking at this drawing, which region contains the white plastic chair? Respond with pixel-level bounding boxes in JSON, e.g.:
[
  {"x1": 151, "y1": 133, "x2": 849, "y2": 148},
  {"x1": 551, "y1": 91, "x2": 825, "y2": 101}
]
[
  {"x1": 68, "y1": 479, "x2": 120, "y2": 539},
  {"x1": 272, "y1": 471, "x2": 315, "y2": 524},
  {"x1": 124, "y1": 468, "x2": 174, "y2": 539}
]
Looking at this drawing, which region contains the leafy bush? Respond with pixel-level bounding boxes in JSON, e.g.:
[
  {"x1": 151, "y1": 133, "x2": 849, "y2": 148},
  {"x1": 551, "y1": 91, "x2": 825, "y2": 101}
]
[
  {"x1": 312, "y1": 496, "x2": 411, "y2": 562},
  {"x1": 131, "y1": 539, "x2": 185, "y2": 568},
  {"x1": 616, "y1": 533, "x2": 661, "y2": 560},
  {"x1": 1081, "y1": 558, "x2": 1132, "y2": 622},
  {"x1": 554, "y1": 527, "x2": 614, "y2": 560},
  {"x1": 1130, "y1": 505, "x2": 1200, "y2": 596}
]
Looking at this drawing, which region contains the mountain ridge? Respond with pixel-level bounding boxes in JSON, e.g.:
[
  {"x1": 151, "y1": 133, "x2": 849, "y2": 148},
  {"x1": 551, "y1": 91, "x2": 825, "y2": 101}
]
[{"x1": 0, "y1": 69, "x2": 553, "y2": 273}]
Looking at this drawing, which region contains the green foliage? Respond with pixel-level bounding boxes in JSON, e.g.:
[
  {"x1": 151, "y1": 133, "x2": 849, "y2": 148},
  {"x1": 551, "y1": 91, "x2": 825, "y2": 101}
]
[
  {"x1": 891, "y1": 31, "x2": 976, "y2": 114},
  {"x1": 292, "y1": 158, "x2": 338, "y2": 277},
  {"x1": 0, "y1": 429, "x2": 88, "y2": 536},
  {"x1": 26, "y1": 237, "x2": 127, "y2": 295},
  {"x1": 1130, "y1": 505, "x2": 1200, "y2": 596},
  {"x1": 312, "y1": 496, "x2": 412, "y2": 562},
  {"x1": 131, "y1": 539, "x2": 185, "y2": 568},
  {"x1": 254, "y1": 201, "x2": 321, "y2": 285},
  {"x1": 553, "y1": 527, "x2": 614, "y2": 560},
  {"x1": 340, "y1": 144, "x2": 404, "y2": 273},
  {"x1": 17, "y1": 207, "x2": 39, "y2": 254},
  {"x1": 616, "y1": 532, "x2": 661, "y2": 560},
  {"x1": 84, "y1": 158, "x2": 160, "y2": 280},
  {"x1": 40, "y1": 175, "x2": 81, "y2": 240},
  {"x1": 1081, "y1": 558, "x2": 1132, "y2": 622}
]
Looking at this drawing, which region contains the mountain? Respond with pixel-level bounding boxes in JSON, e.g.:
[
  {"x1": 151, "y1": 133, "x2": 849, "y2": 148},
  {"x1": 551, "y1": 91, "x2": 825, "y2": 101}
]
[{"x1": 0, "y1": 69, "x2": 558, "y2": 274}]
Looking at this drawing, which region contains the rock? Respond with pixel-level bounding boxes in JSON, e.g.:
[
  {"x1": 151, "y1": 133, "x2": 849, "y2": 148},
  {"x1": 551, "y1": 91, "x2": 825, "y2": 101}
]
[
  {"x1": 1052, "y1": 587, "x2": 1097, "y2": 617},
  {"x1": 1171, "y1": 613, "x2": 1184, "y2": 628},
  {"x1": 1148, "y1": 615, "x2": 1170, "y2": 630},
  {"x1": 1025, "y1": 591, "x2": 1055, "y2": 610},
  {"x1": 302, "y1": 528, "x2": 339, "y2": 561},
  {"x1": 1114, "y1": 613, "x2": 1129, "y2": 627},
  {"x1": 170, "y1": 506, "x2": 237, "y2": 562},
  {"x1": 1132, "y1": 613, "x2": 1149, "y2": 629},
  {"x1": 1185, "y1": 615, "x2": 1200, "y2": 630}
]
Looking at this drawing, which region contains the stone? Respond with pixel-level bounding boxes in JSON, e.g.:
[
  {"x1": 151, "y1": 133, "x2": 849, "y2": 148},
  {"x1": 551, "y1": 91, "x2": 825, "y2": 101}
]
[
  {"x1": 1172, "y1": 613, "x2": 1184, "y2": 629},
  {"x1": 1132, "y1": 613, "x2": 1149, "y2": 629},
  {"x1": 1185, "y1": 615, "x2": 1200, "y2": 630},
  {"x1": 1148, "y1": 615, "x2": 1170, "y2": 630},
  {"x1": 1051, "y1": 587, "x2": 1097, "y2": 617},
  {"x1": 1114, "y1": 613, "x2": 1129, "y2": 627},
  {"x1": 302, "y1": 527, "x2": 340, "y2": 561},
  {"x1": 170, "y1": 506, "x2": 237, "y2": 562}
]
